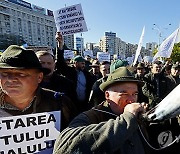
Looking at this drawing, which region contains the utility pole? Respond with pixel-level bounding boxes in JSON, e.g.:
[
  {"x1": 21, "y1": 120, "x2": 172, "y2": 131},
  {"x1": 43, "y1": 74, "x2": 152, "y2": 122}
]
[{"x1": 152, "y1": 23, "x2": 171, "y2": 46}]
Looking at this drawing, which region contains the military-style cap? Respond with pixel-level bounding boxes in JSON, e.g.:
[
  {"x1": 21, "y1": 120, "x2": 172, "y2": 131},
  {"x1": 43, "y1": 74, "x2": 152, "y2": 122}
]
[
  {"x1": 73, "y1": 55, "x2": 85, "y2": 62},
  {"x1": 100, "y1": 67, "x2": 142, "y2": 91},
  {"x1": 110, "y1": 59, "x2": 129, "y2": 73},
  {"x1": 0, "y1": 45, "x2": 50, "y2": 74}
]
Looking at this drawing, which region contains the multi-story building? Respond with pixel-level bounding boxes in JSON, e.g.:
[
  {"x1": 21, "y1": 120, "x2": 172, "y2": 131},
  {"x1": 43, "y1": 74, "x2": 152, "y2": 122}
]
[
  {"x1": 92, "y1": 43, "x2": 101, "y2": 57},
  {"x1": 105, "y1": 31, "x2": 116, "y2": 55},
  {"x1": 0, "y1": 0, "x2": 57, "y2": 47},
  {"x1": 75, "y1": 36, "x2": 84, "y2": 54},
  {"x1": 99, "y1": 31, "x2": 144, "y2": 59},
  {"x1": 99, "y1": 32, "x2": 116, "y2": 55},
  {"x1": 115, "y1": 37, "x2": 126, "y2": 59},
  {"x1": 85, "y1": 42, "x2": 95, "y2": 50},
  {"x1": 146, "y1": 42, "x2": 157, "y2": 56},
  {"x1": 0, "y1": 0, "x2": 75, "y2": 50},
  {"x1": 64, "y1": 34, "x2": 74, "y2": 50}
]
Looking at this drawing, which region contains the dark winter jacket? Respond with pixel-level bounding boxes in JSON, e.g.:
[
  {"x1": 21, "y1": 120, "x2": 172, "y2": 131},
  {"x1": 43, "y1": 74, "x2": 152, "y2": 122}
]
[
  {"x1": 53, "y1": 101, "x2": 150, "y2": 154},
  {"x1": 0, "y1": 87, "x2": 77, "y2": 130}
]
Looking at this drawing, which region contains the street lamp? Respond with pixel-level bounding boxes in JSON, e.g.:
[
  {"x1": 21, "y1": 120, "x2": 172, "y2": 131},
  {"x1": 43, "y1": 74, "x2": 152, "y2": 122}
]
[{"x1": 152, "y1": 23, "x2": 171, "y2": 46}]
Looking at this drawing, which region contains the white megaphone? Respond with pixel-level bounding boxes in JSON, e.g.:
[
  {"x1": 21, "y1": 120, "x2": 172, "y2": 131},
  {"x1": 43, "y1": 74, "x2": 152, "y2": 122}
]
[{"x1": 145, "y1": 84, "x2": 180, "y2": 121}]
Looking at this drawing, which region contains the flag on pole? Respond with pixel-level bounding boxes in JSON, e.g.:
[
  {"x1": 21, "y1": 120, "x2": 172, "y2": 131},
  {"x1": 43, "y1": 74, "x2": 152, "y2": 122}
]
[
  {"x1": 153, "y1": 28, "x2": 180, "y2": 62},
  {"x1": 133, "y1": 26, "x2": 145, "y2": 66}
]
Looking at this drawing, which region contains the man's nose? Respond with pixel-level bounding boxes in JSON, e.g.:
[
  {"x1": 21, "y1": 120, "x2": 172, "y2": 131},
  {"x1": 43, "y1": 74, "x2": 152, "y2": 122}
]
[{"x1": 127, "y1": 95, "x2": 136, "y2": 103}]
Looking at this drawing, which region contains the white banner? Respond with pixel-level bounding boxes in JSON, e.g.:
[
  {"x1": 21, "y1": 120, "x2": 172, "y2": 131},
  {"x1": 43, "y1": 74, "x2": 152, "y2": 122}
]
[
  {"x1": 0, "y1": 111, "x2": 61, "y2": 154},
  {"x1": 54, "y1": 4, "x2": 88, "y2": 36},
  {"x1": 64, "y1": 50, "x2": 74, "y2": 59},
  {"x1": 153, "y1": 28, "x2": 180, "y2": 62},
  {"x1": 148, "y1": 84, "x2": 180, "y2": 121},
  {"x1": 133, "y1": 26, "x2": 145, "y2": 66},
  {"x1": 97, "y1": 52, "x2": 110, "y2": 62}
]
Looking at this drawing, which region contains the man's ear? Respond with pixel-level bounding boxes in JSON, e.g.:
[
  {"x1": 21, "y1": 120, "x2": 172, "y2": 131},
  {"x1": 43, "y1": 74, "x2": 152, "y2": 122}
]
[
  {"x1": 105, "y1": 91, "x2": 109, "y2": 100},
  {"x1": 38, "y1": 72, "x2": 44, "y2": 83},
  {"x1": 74, "y1": 61, "x2": 77, "y2": 67}
]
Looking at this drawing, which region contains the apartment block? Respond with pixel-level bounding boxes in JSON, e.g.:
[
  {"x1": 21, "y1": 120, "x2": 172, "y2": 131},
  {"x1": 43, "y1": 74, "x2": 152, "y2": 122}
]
[{"x1": 0, "y1": 0, "x2": 75, "y2": 50}]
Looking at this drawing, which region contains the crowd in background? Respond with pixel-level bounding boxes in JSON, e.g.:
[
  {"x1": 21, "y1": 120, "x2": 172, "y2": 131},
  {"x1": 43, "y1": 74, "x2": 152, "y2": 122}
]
[{"x1": 0, "y1": 31, "x2": 180, "y2": 154}]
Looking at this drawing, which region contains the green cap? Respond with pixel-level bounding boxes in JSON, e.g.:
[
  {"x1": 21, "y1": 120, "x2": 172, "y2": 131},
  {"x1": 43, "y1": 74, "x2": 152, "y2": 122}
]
[
  {"x1": 73, "y1": 55, "x2": 85, "y2": 62},
  {"x1": 110, "y1": 59, "x2": 128, "y2": 73},
  {"x1": 100, "y1": 67, "x2": 143, "y2": 91},
  {"x1": 0, "y1": 45, "x2": 50, "y2": 74}
]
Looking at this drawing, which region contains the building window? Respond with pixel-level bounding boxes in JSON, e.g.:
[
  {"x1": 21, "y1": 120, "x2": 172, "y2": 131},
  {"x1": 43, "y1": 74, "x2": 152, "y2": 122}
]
[
  {"x1": 26, "y1": 14, "x2": 30, "y2": 19},
  {"x1": 11, "y1": 9, "x2": 16, "y2": 15},
  {"x1": 32, "y1": 16, "x2": 35, "y2": 21},
  {"x1": 17, "y1": 11, "x2": 21, "y2": 17},
  {"x1": 4, "y1": 15, "x2": 10, "y2": 21},
  {"x1": 37, "y1": 17, "x2": 39, "y2": 22},
  {"x1": 22, "y1": 13, "x2": 26, "y2": 18}
]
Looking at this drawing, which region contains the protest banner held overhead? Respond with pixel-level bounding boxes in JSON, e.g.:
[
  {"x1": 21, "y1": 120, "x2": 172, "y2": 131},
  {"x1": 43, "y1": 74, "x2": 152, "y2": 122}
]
[
  {"x1": 0, "y1": 111, "x2": 61, "y2": 154},
  {"x1": 97, "y1": 52, "x2": 110, "y2": 62},
  {"x1": 64, "y1": 50, "x2": 75, "y2": 59},
  {"x1": 54, "y1": 4, "x2": 88, "y2": 36}
]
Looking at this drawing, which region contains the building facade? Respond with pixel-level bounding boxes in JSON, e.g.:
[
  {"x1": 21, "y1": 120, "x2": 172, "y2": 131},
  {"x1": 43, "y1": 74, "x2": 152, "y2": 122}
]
[
  {"x1": 99, "y1": 32, "x2": 116, "y2": 54},
  {"x1": 99, "y1": 31, "x2": 140, "y2": 59},
  {"x1": 75, "y1": 36, "x2": 84, "y2": 54},
  {"x1": 85, "y1": 42, "x2": 95, "y2": 50},
  {"x1": 0, "y1": 0, "x2": 75, "y2": 50},
  {"x1": 0, "y1": 0, "x2": 57, "y2": 48},
  {"x1": 64, "y1": 34, "x2": 74, "y2": 50},
  {"x1": 146, "y1": 42, "x2": 157, "y2": 54}
]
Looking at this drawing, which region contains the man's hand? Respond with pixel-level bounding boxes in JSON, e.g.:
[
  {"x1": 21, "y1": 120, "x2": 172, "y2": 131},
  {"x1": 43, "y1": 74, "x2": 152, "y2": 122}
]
[
  {"x1": 124, "y1": 103, "x2": 145, "y2": 117},
  {"x1": 55, "y1": 32, "x2": 64, "y2": 49}
]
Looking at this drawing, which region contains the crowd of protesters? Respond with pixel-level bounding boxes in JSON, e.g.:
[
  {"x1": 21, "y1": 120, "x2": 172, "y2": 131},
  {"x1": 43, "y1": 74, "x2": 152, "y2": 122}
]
[{"x1": 0, "y1": 31, "x2": 180, "y2": 154}]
